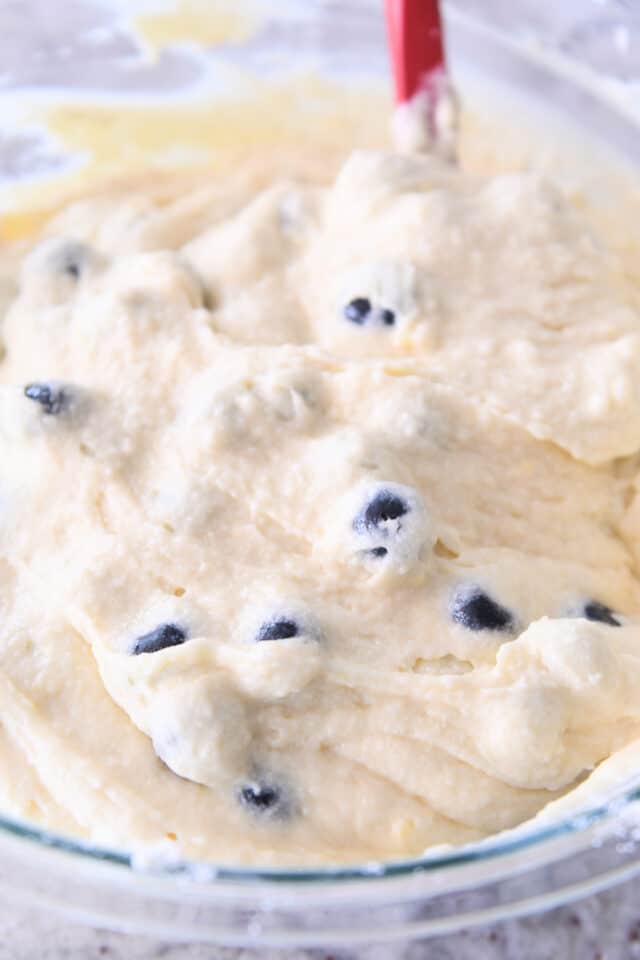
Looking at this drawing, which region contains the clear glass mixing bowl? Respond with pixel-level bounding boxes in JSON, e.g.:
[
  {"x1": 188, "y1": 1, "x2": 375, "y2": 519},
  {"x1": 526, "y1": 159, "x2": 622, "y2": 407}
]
[{"x1": 0, "y1": 0, "x2": 639, "y2": 949}]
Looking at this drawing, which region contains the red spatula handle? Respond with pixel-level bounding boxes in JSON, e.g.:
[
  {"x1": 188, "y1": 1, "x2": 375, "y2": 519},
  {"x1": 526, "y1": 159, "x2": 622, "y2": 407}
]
[{"x1": 385, "y1": 0, "x2": 446, "y2": 104}]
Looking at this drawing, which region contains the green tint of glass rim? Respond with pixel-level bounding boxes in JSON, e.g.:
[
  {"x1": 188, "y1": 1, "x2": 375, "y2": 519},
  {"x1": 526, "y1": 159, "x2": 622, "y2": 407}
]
[{"x1": 1, "y1": 780, "x2": 639, "y2": 885}]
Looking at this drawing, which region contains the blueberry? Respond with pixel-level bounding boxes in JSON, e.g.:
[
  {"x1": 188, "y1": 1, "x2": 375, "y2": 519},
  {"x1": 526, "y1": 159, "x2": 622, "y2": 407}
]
[
  {"x1": 256, "y1": 617, "x2": 299, "y2": 642},
  {"x1": 343, "y1": 297, "x2": 372, "y2": 325},
  {"x1": 450, "y1": 587, "x2": 515, "y2": 632},
  {"x1": 24, "y1": 382, "x2": 71, "y2": 416},
  {"x1": 369, "y1": 546, "x2": 388, "y2": 558},
  {"x1": 343, "y1": 297, "x2": 396, "y2": 328},
  {"x1": 582, "y1": 600, "x2": 621, "y2": 627},
  {"x1": 355, "y1": 490, "x2": 409, "y2": 535},
  {"x1": 351, "y1": 483, "x2": 429, "y2": 572},
  {"x1": 238, "y1": 776, "x2": 290, "y2": 819},
  {"x1": 51, "y1": 241, "x2": 92, "y2": 281},
  {"x1": 132, "y1": 623, "x2": 188, "y2": 655}
]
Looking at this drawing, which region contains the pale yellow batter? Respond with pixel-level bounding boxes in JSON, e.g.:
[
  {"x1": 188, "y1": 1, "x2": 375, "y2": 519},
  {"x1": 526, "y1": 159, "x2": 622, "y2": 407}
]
[{"x1": 0, "y1": 143, "x2": 639, "y2": 866}]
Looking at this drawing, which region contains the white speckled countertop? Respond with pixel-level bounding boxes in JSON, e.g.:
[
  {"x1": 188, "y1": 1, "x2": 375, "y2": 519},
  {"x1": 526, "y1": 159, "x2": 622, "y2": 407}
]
[
  {"x1": 1, "y1": 1, "x2": 639, "y2": 956},
  {"x1": 1, "y1": 884, "x2": 640, "y2": 959}
]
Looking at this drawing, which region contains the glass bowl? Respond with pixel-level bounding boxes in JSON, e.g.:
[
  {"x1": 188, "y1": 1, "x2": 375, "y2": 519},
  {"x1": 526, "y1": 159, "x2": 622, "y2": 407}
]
[{"x1": 0, "y1": 0, "x2": 639, "y2": 949}]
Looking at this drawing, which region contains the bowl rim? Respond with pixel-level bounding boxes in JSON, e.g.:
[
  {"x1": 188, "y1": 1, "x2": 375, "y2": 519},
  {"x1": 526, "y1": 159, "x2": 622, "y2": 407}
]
[
  {"x1": 0, "y1": 781, "x2": 639, "y2": 889},
  {"x1": 2, "y1": 0, "x2": 640, "y2": 891}
]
